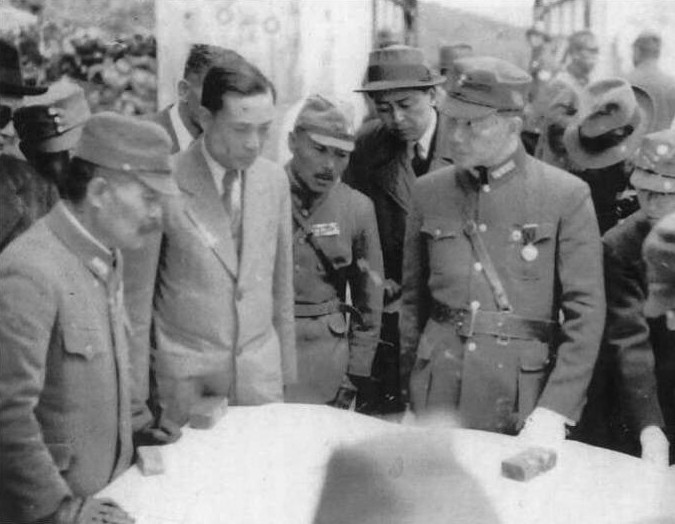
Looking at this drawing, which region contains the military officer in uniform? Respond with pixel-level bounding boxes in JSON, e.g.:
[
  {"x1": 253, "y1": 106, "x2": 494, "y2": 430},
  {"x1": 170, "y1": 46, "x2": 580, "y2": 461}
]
[
  {"x1": 284, "y1": 95, "x2": 384, "y2": 407},
  {"x1": 400, "y1": 56, "x2": 605, "y2": 442},
  {"x1": 345, "y1": 45, "x2": 452, "y2": 414},
  {"x1": 0, "y1": 113, "x2": 180, "y2": 524}
]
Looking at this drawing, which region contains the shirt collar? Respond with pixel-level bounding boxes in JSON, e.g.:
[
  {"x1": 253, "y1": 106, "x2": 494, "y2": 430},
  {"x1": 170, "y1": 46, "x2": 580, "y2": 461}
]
[
  {"x1": 416, "y1": 109, "x2": 437, "y2": 160},
  {"x1": 170, "y1": 103, "x2": 197, "y2": 152},
  {"x1": 201, "y1": 139, "x2": 229, "y2": 195}
]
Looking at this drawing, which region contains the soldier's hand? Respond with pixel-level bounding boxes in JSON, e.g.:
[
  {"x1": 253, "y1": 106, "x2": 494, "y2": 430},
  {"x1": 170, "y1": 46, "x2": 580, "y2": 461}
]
[
  {"x1": 54, "y1": 496, "x2": 135, "y2": 524},
  {"x1": 640, "y1": 425, "x2": 670, "y2": 468},
  {"x1": 134, "y1": 415, "x2": 182, "y2": 447},
  {"x1": 519, "y1": 407, "x2": 567, "y2": 447}
]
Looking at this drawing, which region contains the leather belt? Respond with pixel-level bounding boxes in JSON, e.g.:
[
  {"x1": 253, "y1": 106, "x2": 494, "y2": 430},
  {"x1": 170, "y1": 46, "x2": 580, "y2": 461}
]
[
  {"x1": 295, "y1": 298, "x2": 341, "y2": 318},
  {"x1": 430, "y1": 300, "x2": 557, "y2": 343},
  {"x1": 295, "y1": 299, "x2": 363, "y2": 325}
]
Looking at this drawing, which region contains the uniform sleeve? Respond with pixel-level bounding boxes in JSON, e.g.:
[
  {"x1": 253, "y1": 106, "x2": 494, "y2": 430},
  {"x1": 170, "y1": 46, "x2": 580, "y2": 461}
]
[
  {"x1": 0, "y1": 262, "x2": 72, "y2": 522},
  {"x1": 273, "y1": 175, "x2": 297, "y2": 385},
  {"x1": 121, "y1": 230, "x2": 162, "y2": 431},
  {"x1": 603, "y1": 239, "x2": 664, "y2": 431},
  {"x1": 346, "y1": 194, "x2": 384, "y2": 377},
  {"x1": 537, "y1": 183, "x2": 606, "y2": 421},
  {"x1": 399, "y1": 187, "x2": 431, "y2": 375}
]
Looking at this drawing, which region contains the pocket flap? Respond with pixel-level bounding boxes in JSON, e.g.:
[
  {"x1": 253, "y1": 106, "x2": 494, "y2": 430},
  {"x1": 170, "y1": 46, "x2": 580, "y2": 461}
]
[
  {"x1": 46, "y1": 442, "x2": 73, "y2": 472},
  {"x1": 530, "y1": 223, "x2": 555, "y2": 244},
  {"x1": 62, "y1": 324, "x2": 100, "y2": 360},
  {"x1": 519, "y1": 342, "x2": 551, "y2": 371},
  {"x1": 421, "y1": 218, "x2": 457, "y2": 240}
]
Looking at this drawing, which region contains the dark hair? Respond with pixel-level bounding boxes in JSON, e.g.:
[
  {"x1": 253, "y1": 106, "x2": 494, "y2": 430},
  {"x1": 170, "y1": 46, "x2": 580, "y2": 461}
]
[
  {"x1": 201, "y1": 63, "x2": 276, "y2": 113},
  {"x1": 62, "y1": 157, "x2": 97, "y2": 204},
  {"x1": 183, "y1": 44, "x2": 246, "y2": 79}
]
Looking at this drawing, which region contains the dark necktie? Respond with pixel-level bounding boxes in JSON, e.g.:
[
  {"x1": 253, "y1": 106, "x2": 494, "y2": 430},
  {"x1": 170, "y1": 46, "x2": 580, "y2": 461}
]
[
  {"x1": 222, "y1": 169, "x2": 242, "y2": 252},
  {"x1": 411, "y1": 142, "x2": 427, "y2": 177}
]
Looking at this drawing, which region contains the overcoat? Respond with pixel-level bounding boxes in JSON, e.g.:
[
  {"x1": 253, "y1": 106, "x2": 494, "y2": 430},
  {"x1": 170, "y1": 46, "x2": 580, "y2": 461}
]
[
  {"x1": 124, "y1": 139, "x2": 296, "y2": 424},
  {"x1": 286, "y1": 175, "x2": 383, "y2": 402},
  {"x1": 400, "y1": 147, "x2": 605, "y2": 432},
  {"x1": 0, "y1": 203, "x2": 133, "y2": 522},
  {"x1": 601, "y1": 211, "x2": 673, "y2": 436}
]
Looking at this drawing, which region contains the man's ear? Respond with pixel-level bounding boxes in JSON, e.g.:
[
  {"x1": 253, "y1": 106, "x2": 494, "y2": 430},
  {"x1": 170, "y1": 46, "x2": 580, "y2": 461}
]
[
  {"x1": 177, "y1": 79, "x2": 190, "y2": 103},
  {"x1": 87, "y1": 176, "x2": 109, "y2": 210},
  {"x1": 429, "y1": 86, "x2": 438, "y2": 107},
  {"x1": 197, "y1": 106, "x2": 212, "y2": 132}
]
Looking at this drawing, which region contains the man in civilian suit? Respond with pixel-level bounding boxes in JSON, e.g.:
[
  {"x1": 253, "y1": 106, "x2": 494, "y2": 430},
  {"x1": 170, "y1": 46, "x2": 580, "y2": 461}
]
[
  {"x1": 344, "y1": 45, "x2": 453, "y2": 414},
  {"x1": 127, "y1": 62, "x2": 296, "y2": 424},
  {"x1": 144, "y1": 44, "x2": 245, "y2": 154}
]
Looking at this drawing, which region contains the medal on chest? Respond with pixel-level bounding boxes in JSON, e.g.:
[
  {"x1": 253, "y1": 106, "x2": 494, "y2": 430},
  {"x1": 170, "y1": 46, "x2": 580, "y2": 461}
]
[
  {"x1": 311, "y1": 222, "x2": 340, "y2": 237},
  {"x1": 518, "y1": 224, "x2": 539, "y2": 262}
]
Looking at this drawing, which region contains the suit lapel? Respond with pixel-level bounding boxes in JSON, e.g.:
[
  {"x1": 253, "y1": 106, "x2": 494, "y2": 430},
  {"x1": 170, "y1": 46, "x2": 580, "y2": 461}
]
[
  {"x1": 372, "y1": 143, "x2": 415, "y2": 212},
  {"x1": 428, "y1": 112, "x2": 454, "y2": 172},
  {"x1": 175, "y1": 141, "x2": 238, "y2": 278},
  {"x1": 238, "y1": 160, "x2": 266, "y2": 284}
]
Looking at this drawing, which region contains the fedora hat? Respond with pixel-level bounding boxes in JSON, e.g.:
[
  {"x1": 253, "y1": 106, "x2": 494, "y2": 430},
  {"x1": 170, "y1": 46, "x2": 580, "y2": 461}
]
[
  {"x1": 0, "y1": 39, "x2": 47, "y2": 97},
  {"x1": 13, "y1": 80, "x2": 90, "y2": 153},
  {"x1": 356, "y1": 45, "x2": 445, "y2": 93},
  {"x1": 563, "y1": 78, "x2": 654, "y2": 169}
]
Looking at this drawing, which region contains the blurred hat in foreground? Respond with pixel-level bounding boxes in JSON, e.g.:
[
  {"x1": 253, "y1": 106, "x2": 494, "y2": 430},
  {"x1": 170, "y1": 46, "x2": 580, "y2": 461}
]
[
  {"x1": 13, "y1": 80, "x2": 90, "y2": 153},
  {"x1": 312, "y1": 429, "x2": 499, "y2": 524},
  {"x1": 563, "y1": 79, "x2": 654, "y2": 169},
  {"x1": 294, "y1": 94, "x2": 355, "y2": 152},
  {"x1": 441, "y1": 56, "x2": 531, "y2": 119},
  {"x1": 74, "y1": 111, "x2": 179, "y2": 195}
]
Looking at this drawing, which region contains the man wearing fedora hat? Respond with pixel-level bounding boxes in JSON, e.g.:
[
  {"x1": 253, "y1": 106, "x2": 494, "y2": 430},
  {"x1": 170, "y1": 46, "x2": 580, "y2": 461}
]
[
  {"x1": 0, "y1": 112, "x2": 181, "y2": 524},
  {"x1": 400, "y1": 56, "x2": 604, "y2": 441},
  {"x1": 581, "y1": 129, "x2": 675, "y2": 466},
  {"x1": 438, "y1": 43, "x2": 473, "y2": 94},
  {"x1": 626, "y1": 31, "x2": 675, "y2": 133},
  {"x1": 0, "y1": 38, "x2": 50, "y2": 252},
  {"x1": 345, "y1": 44, "x2": 454, "y2": 415},
  {"x1": 528, "y1": 30, "x2": 600, "y2": 152},
  {"x1": 283, "y1": 94, "x2": 383, "y2": 407},
  {"x1": 559, "y1": 78, "x2": 655, "y2": 234}
]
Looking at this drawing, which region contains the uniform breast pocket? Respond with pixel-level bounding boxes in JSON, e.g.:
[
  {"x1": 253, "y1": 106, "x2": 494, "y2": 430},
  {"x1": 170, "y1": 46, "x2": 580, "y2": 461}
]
[
  {"x1": 507, "y1": 223, "x2": 555, "y2": 281},
  {"x1": 316, "y1": 234, "x2": 352, "y2": 271},
  {"x1": 421, "y1": 218, "x2": 462, "y2": 276},
  {"x1": 61, "y1": 320, "x2": 107, "y2": 361}
]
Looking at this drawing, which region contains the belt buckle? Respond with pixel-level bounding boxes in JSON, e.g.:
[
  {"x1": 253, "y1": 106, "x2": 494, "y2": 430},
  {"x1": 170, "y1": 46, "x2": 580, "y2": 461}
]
[{"x1": 496, "y1": 310, "x2": 511, "y2": 346}]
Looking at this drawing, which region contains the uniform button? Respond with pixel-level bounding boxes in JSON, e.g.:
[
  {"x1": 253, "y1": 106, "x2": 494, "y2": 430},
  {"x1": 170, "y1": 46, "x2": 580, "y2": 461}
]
[
  {"x1": 511, "y1": 230, "x2": 523, "y2": 242},
  {"x1": 236, "y1": 289, "x2": 244, "y2": 301},
  {"x1": 478, "y1": 223, "x2": 487, "y2": 233},
  {"x1": 467, "y1": 342, "x2": 477, "y2": 352},
  {"x1": 294, "y1": 264, "x2": 301, "y2": 272},
  {"x1": 434, "y1": 228, "x2": 442, "y2": 237},
  {"x1": 301, "y1": 209, "x2": 309, "y2": 217},
  {"x1": 482, "y1": 184, "x2": 490, "y2": 193},
  {"x1": 473, "y1": 262, "x2": 483, "y2": 272},
  {"x1": 470, "y1": 300, "x2": 480, "y2": 310}
]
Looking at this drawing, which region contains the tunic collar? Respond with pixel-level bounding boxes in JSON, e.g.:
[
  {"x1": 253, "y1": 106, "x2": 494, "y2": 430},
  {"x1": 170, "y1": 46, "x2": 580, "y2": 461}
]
[
  {"x1": 285, "y1": 162, "x2": 335, "y2": 216},
  {"x1": 458, "y1": 145, "x2": 527, "y2": 192}
]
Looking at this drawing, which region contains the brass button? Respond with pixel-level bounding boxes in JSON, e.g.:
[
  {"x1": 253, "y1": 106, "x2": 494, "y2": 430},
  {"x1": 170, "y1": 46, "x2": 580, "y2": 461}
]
[
  {"x1": 467, "y1": 342, "x2": 477, "y2": 352},
  {"x1": 482, "y1": 185, "x2": 490, "y2": 193},
  {"x1": 301, "y1": 209, "x2": 309, "y2": 217},
  {"x1": 511, "y1": 230, "x2": 523, "y2": 242},
  {"x1": 478, "y1": 223, "x2": 487, "y2": 233},
  {"x1": 473, "y1": 262, "x2": 483, "y2": 272}
]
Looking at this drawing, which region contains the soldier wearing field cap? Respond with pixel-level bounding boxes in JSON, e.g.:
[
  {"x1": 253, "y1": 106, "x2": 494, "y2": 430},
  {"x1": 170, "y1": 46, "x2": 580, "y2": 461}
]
[
  {"x1": 345, "y1": 45, "x2": 454, "y2": 415},
  {"x1": 0, "y1": 112, "x2": 180, "y2": 524},
  {"x1": 284, "y1": 95, "x2": 383, "y2": 407},
  {"x1": 597, "y1": 129, "x2": 675, "y2": 466},
  {"x1": 400, "y1": 56, "x2": 605, "y2": 443}
]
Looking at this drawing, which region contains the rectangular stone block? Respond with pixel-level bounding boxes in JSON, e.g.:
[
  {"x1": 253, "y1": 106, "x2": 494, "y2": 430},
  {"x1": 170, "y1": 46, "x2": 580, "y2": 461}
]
[
  {"x1": 137, "y1": 446, "x2": 165, "y2": 476},
  {"x1": 501, "y1": 447, "x2": 557, "y2": 482}
]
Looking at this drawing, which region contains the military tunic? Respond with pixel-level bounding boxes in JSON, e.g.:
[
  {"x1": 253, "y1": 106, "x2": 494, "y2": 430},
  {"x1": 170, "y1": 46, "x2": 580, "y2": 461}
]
[
  {"x1": 286, "y1": 172, "x2": 384, "y2": 403},
  {"x1": 400, "y1": 147, "x2": 605, "y2": 433}
]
